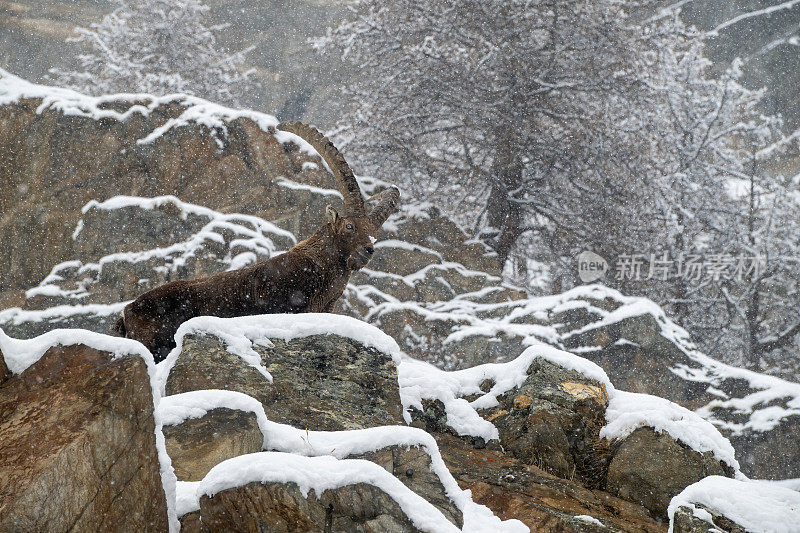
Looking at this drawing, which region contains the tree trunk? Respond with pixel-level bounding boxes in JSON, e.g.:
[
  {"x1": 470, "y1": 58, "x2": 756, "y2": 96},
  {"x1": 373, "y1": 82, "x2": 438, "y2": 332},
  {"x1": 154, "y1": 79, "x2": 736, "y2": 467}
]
[{"x1": 484, "y1": 137, "x2": 525, "y2": 265}]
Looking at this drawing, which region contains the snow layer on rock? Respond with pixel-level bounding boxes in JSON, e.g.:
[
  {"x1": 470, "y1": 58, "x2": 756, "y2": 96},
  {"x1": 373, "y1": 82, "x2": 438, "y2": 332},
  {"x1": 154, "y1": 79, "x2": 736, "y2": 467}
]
[
  {"x1": 199, "y1": 453, "x2": 460, "y2": 532},
  {"x1": 275, "y1": 177, "x2": 343, "y2": 198},
  {"x1": 397, "y1": 344, "x2": 613, "y2": 441},
  {"x1": 574, "y1": 515, "x2": 604, "y2": 526},
  {"x1": 177, "y1": 451, "x2": 526, "y2": 533},
  {"x1": 158, "y1": 389, "x2": 271, "y2": 448},
  {"x1": 560, "y1": 285, "x2": 800, "y2": 436},
  {"x1": 85, "y1": 195, "x2": 295, "y2": 264},
  {"x1": 0, "y1": 326, "x2": 149, "y2": 374},
  {"x1": 667, "y1": 476, "x2": 800, "y2": 533},
  {"x1": 154, "y1": 313, "x2": 403, "y2": 395},
  {"x1": 0, "y1": 327, "x2": 180, "y2": 531},
  {"x1": 419, "y1": 281, "x2": 800, "y2": 438},
  {"x1": 0, "y1": 302, "x2": 126, "y2": 326},
  {"x1": 601, "y1": 390, "x2": 739, "y2": 469},
  {"x1": 159, "y1": 389, "x2": 523, "y2": 531},
  {"x1": 399, "y1": 341, "x2": 739, "y2": 470},
  {"x1": 0, "y1": 68, "x2": 321, "y2": 162}
]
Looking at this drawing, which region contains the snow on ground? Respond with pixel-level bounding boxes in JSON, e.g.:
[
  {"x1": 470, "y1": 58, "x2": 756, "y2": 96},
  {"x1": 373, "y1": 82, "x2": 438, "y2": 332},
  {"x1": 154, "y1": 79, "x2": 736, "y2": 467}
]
[{"x1": 667, "y1": 476, "x2": 800, "y2": 533}]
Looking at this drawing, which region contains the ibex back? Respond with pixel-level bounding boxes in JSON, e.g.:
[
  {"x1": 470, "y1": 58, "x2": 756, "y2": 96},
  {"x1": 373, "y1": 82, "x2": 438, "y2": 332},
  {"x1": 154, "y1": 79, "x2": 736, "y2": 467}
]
[{"x1": 112, "y1": 121, "x2": 400, "y2": 361}]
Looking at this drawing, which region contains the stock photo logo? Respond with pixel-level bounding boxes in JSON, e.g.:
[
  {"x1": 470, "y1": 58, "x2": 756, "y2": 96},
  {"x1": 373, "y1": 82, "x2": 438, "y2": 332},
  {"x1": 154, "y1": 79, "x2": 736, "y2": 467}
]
[
  {"x1": 577, "y1": 251, "x2": 609, "y2": 283},
  {"x1": 578, "y1": 251, "x2": 764, "y2": 283}
]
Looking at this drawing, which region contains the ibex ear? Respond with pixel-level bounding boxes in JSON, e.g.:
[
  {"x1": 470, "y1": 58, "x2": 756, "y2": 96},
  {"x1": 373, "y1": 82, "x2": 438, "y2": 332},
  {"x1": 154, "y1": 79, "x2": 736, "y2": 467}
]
[{"x1": 326, "y1": 205, "x2": 341, "y2": 225}]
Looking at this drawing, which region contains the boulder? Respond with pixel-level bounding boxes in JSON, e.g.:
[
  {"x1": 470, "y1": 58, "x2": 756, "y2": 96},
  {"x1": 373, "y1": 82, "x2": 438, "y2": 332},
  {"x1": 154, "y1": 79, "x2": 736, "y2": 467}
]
[
  {"x1": 0, "y1": 86, "x2": 338, "y2": 294},
  {"x1": 606, "y1": 427, "x2": 730, "y2": 519},
  {"x1": 352, "y1": 445, "x2": 463, "y2": 528},
  {"x1": 166, "y1": 331, "x2": 405, "y2": 431},
  {"x1": 369, "y1": 241, "x2": 443, "y2": 277},
  {"x1": 435, "y1": 433, "x2": 664, "y2": 533},
  {"x1": 163, "y1": 407, "x2": 264, "y2": 481},
  {"x1": 0, "y1": 344, "x2": 168, "y2": 531},
  {"x1": 667, "y1": 475, "x2": 800, "y2": 533},
  {"x1": 258, "y1": 334, "x2": 405, "y2": 430},
  {"x1": 193, "y1": 481, "x2": 419, "y2": 533},
  {"x1": 671, "y1": 505, "x2": 746, "y2": 533},
  {"x1": 481, "y1": 358, "x2": 611, "y2": 488},
  {"x1": 560, "y1": 304, "x2": 800, "y2": 480}
]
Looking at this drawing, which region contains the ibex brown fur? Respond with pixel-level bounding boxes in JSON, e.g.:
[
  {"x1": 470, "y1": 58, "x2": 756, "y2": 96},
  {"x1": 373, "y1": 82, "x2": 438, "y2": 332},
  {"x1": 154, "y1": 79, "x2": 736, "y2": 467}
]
[{"x1": 112, "y1": 121, "x2": 400, "y2": 361}]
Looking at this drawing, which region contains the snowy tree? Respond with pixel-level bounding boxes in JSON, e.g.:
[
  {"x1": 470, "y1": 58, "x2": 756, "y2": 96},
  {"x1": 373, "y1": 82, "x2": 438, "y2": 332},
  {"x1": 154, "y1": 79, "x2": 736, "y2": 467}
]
[
  {"x1": 315, "y1": 1, "x2": 778, "y2": 264},
  {"x1": 318, "y1": 0, "x2": 800, "y2": 374},
  {"x1": 49, "y1": 0, "x2": 256, "y2": 105}
]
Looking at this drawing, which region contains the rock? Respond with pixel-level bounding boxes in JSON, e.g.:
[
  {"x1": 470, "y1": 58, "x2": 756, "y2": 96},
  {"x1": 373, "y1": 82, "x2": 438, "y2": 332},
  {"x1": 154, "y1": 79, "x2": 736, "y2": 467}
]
[
  {"x1": 558, "y1": 306, "x2": 800, "y2": 480},
  {"x1": 163, "y1": 407, "x2": 264, "y2": 481},
  {"x1": 0, "y1": 344, "x2": 167, "y2": 531},
  {"x1": 166, "y1": 333, "x2": 274, "y2": 405},
  {"x1": 0, "y1": 91, "x2": 339, "y2": 295},
  {"x1": 435, "y1": 433, "x2": 664, "y2": 532},
  {"x1": 259, "y1": 333, "x2": 405, "y2": 430},
  {"x1": 369, "y1": 241, "x2": 442, "y2": 277},
  {"x1": 484, "y1": 358, "x2": 611, "y2": 488},
  {"x1": 353, "y1": 445, "x2": 463, "y2": 528},
  {"x1": 671, "y1": 505, "x2": 746, "y2": 533},
  {"x1": 166, "y1": 331, "x2": 404, "y2": 431},
  {"x1": 197, "y1": 481, "x2": 419, "y2": 533},
  {"x1": 606, "y1": 427, "x2": 729, "y2": 519}
]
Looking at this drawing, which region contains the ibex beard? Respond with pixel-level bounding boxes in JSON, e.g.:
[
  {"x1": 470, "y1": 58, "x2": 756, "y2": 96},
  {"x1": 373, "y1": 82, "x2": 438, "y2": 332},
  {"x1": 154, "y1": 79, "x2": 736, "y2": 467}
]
[{"x1": 111, "y1": 121, "x2": 400, "y2": 362}]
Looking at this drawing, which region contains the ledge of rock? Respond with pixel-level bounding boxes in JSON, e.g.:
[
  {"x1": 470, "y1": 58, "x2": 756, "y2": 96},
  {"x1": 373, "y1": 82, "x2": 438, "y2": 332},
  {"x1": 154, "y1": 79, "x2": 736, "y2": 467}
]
[
  {"x1": 179, "y1": 452, "x2": 466, "y2": 533},
  {"x1": 164, "y1": 407, "x2": 264, "y2": 482},
  {"x1": 165, "y1": 316, "x2": 405, "y2": 431},
  {"x1": 193, "y1": 480, "x2": 419, "y2": 533}
]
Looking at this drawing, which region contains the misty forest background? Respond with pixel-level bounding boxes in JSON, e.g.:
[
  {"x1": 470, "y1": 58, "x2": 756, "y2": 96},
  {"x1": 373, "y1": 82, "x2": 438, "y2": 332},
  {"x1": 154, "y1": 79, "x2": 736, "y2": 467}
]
[{"x1": 1, "y1": 0, "x2": 799, "y2": 380}]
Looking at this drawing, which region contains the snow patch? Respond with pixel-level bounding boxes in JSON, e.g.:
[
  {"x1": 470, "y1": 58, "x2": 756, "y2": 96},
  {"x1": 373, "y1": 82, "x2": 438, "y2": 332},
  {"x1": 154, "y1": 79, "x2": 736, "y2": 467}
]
[
  {"x1": 668, "y1": 476, "x2": 800, "y2": 533},
  {"x1": 601, "y1": 390, "x2": 739, "y2": 469},
  {"x1": 275, "y1": 177, "x2": 343, "y2": 198}
]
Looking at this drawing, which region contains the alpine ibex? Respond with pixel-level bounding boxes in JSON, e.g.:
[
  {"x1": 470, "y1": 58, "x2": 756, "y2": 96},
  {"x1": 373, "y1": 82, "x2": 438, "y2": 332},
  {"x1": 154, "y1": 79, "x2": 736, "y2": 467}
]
[{"x1": 112, "y1": 121, "x2": 400, "y2": 362}]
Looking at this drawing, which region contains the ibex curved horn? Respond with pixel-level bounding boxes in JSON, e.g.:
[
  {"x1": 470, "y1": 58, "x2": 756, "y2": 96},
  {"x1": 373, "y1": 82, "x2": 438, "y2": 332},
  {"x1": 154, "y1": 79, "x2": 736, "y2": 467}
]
[
  {"x1": 368, "y1": 187, "x2": 400, "y2": 228},
  {"x1": 277, "y1": 121, "x2": 366, "y2": 217}
]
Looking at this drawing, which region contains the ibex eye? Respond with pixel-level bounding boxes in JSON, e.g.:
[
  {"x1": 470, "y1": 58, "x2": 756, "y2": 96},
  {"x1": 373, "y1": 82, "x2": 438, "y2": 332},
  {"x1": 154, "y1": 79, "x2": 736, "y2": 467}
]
[{"x1": 346, "y1": 223, "x2": 354, "y2": 230}]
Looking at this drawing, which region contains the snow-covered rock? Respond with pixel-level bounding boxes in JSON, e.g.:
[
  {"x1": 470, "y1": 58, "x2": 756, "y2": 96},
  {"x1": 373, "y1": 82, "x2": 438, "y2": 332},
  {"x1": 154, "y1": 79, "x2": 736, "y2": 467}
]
[{"x1": 668, "y1": 476, "x2": 800, "y2": 533}]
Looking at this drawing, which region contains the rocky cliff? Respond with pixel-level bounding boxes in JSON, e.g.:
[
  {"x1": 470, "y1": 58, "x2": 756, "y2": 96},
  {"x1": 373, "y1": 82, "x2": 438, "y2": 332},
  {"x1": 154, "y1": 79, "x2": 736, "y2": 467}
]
[
  {"x1": 1, "y1": 74, "x2": 800, "y2": 531},
  {"x1": 7, "y1": 312, "x2": 791, "y2": 532}
]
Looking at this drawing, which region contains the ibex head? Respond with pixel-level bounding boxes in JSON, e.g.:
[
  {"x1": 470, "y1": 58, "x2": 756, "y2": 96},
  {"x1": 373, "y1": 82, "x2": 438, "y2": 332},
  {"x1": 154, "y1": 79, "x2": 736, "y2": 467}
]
[{"x1": 277, "y1": 121, "x2": 400, "y2": 271}]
